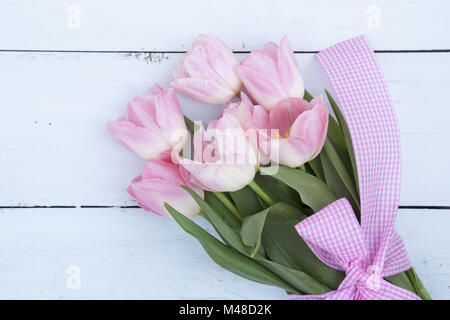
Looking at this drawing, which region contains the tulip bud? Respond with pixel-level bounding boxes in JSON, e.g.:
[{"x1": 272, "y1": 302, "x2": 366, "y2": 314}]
[
  {"x1": 127, "y1": 159, "x2": 203, "y2": 219},
  {"x1": 235, "y1": 36, "x2": 304, "y2": 111},
  {"x1": 107, "y1": 84, "x2": 187, "y2": 161},
  {"x1": 180, "y1": 114, "x2": 257, "y2": 192},
  {"x1": 172, "y1": 34, "x2": 242, "y2": 104},
  {"x1": 259, "y1": 96, "x2": 329, "y2": 168},
  {"x1": 222, "y1": 92, "x2": 269, "y2": 131}
]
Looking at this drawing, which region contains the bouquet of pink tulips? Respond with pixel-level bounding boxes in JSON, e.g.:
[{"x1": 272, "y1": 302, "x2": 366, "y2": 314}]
[{"x1": 108, "y1": 34, "x2": 430, "y2": 299}]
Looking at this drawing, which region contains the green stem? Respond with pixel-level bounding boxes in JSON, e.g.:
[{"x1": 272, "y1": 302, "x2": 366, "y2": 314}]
[
  {"x1": 248, "y1": 181, "x2": 275, "y2": 206},
  {"x1": 183, "y1": 115, "x2": 194, "y2": 134},
  {"x1": 212, "y1": 192, "x2": 242, "y2": 222},
  {"x1": 406, "y1": 268, "x2": 432, "y2": 300}
]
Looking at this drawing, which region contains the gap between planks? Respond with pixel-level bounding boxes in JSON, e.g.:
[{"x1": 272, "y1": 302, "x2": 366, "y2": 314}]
[
  {"x1": 1, "y1": 49, "x2": 450, "y2": 54},
  {"x1": 1, "y1": 205, "x2": 450, "y2": 210}
]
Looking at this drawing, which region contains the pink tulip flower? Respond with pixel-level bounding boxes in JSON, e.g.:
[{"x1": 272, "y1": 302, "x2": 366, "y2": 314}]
[
  {"x1": 127, "y1": 159, "x2": 203, "y2": 219},
  {"x1": 259, "y1": 96, "x2": 329, "y2": 168},
  {"x1": 172, "y1": 34, "x2": 242, "y2": 104},
  {"x1": 180, "y1": 113, "x2": 257, "y2": 192},
  {"x1": 107, "y1": 84, "x2": 187, "y2": 161},
  {"x1": 235, "y1": 36, "x2": 304, "y2": 111},
  {"x1": 222, "y1": 92, "x2": 269, "y2": 131}
]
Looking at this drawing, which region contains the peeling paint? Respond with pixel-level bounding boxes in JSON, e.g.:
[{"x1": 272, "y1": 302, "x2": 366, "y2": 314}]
[{"x1": 123, "y1": 52, "x2": 167, "y2": 64}]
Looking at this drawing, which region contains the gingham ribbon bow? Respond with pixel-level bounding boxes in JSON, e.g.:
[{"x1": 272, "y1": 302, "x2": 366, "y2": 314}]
[{"x1": 291, "y1": 36, "x2": 420, "y2": 300}]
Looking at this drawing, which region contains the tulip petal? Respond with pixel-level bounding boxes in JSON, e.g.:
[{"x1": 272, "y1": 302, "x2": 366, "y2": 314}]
[
  {"x1": 147, "y1": 83, "x2": 164, "y2": 96},
  {"x1": 173, "y1": 34, "x2": 240, "y2": 104},
  {"x1": 128, "y1": 159, "x2": 203, "y2": 218},
  {"x1": 290, "y1": 95, "x2": 329, "y2": 159},
  {"x1": 129, "y1": 177, "x2": 198, "y2": 218},
  {"x1": 252, "y1": 105, "x2": 269, "y2": 129},
  {"x1": 107, "y1": 119, "x2": 170, "y2": 159},
  {"x1": 235, "y1": 65, "x2": 286, "y2": 110},
  {"x1": 181, "y1": 159, "x2": 255, "y2": 192},
  {"x1": 241, "y1": 50, "x2": 281, "y2": 83},
  {"x1": 180, "y1": 112, "x2": 258, "y2": 192},
  {"x1": 259, "y1": 136, "x2": 313, "y2": 168},
  {"x1": 262, "y1": 41, "x2": 279, "y2": 60},
  {"x1": 210, "y1": 112, "x2": 242, "y2": 131},
  {"x1": 204, "y1": 35, "x2": 242, "y2": 92},
  {"x1": 240, "y1": 92, "x2": 253, "y2": 110},
  {"x1": 277, "y1": 36, "x2": 304, "y2": 98},
  {"x1": 142, "y1": 159, "x2": 184, "y2": 183},
  {"x1": 154, "y1": 88, "x2": 187, "y2": 145},
  {"x1": 280, "y1": 137, "x2": 315, "y2": 167},
  {"x1": 172, "y1": 55, "x2": 190, "y2": 79},
  {"x1": 184, "y1": 45, "x2": 231, "y2": 90},
  {"x1": 269, "y1": 98, "x2": 312, "y2": 135},
  {"x1": 171, "y1": 78, "x2": 234, "y2": 104},
  {"x1": 126, "y1": 94, "x2": 158, "y2": 129}
]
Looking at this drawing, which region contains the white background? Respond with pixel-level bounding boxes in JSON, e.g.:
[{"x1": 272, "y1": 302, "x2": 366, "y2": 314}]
[{"x1": 0, "y1": 0, "x2": 449, "y2": 299}]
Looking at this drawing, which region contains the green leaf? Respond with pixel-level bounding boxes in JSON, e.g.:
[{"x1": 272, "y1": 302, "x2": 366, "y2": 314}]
[
  {"x1": 307, "y1": 157, "x2": 325, "y2": 181},
  {"x1": 255, "y1": 258, "x2": 330, "y2": 294},
  {"x1": 405, "y1": 268, "x2": 433, "y2": 300},
  {"x1": 325, "y1": 89, "x2": 359, "y2": 193},
  {"x1": 241, "y1": 208, "x2": 270, "y2": 257},
  {"x1": 229, "y1": 186, "x2": 263, "y2": 218},
  {"x1": 184, "y1": 116, "x2": 195, "y2": 134},
  {"x1": 262, "y1": 214, "x2": 345, "y2": 290},
  {"x1": 260, "y1": 166, "x2": 337, "y2": 212},
  {"x1": 181, "y1": 186, "x2": 247, "y2": 254},
  {"x1": 164, "y1": 203, "x2": 299, "y2": 293},
  {"x1": 327, "y1": 115, "x2": 354, "y2": 176},
  {"x1": 327, "y1": 115, "x2": 347, "y2": 151},
  {"x1": 323, "y1": 139, "x2": 360, "y2": 211},
  {"x1": 254, "y1": 174, "x2": 302, "y2": 208},
  {"x1": 268, "y1": 202, "x2": 307, "y2": 221},
  {"x1": 240, "y1": 202, "x2": 334, "y2": 294},
  {"x1": 240, "y1": 202, "x2": 305, "y2": 258},
  {"x1": 304, "y1": 89, "x2": 313, "y2": 102},
  {"x1": 387, "y1": 269, "x2": 432, "y2": 300},
  {"x1": 204, "y1": 191, "x2": 241, "y2": 228},
  {"x1": 320, "y1": 151, "x2": 360, "y2": 217},
  {"x1": 386, "y1": 271, "x2": 417, "y2": 295}
]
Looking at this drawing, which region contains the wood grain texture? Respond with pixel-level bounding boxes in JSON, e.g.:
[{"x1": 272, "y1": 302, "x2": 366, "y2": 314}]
[
  {"x1": 0, "y1": 52, "x2": 449, "y2": 206},
  {"x1": 0, "y1": 208, "x2": 447, "y2": 299},
  {"x1": 0, "y1": 0, "x2": 449, "y2": 51},
  {"x1": 0, "y1": 208, "x2": 286, "y2": 299},
  {"x1": 0, "y1": 0, "x2": 448, "y2": 300}
]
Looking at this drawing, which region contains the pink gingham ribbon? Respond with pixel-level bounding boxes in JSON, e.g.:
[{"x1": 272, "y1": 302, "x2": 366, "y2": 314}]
[{"x1": 290, "y1": 36, "x2": 420, "y2": 300}]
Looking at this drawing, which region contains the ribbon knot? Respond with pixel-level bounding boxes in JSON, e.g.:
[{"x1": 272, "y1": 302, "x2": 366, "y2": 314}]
[
  {"x1": 340, "y1": 263, "x2": 382, "y2": 292},
  {"x1": 291, "y1": 199, "x2": 419, "y2": 300},
  {"x1": 289, "y1": 35, "x2": 421, "y2": 300},
  {"x1": 366, "y1": 265, "x2": 382, "y2": 290},
  {"x1": 340, "y1": 259, "x2": 367, "y2": 290}
]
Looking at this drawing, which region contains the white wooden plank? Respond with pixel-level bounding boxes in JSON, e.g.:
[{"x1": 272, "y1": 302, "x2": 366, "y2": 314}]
[
  {"x1": 396, "y1": 209, "x2": 450, "y2": 300},
  {"x1": 0, "y1": 0, "x2": 449, "y2": 51},
  {"x1": 0, "y1": 207, "x2": 286, "y2": 299},
  {"x1": 0, "y1": 207, "x2": 447, "y2": 299},
  {"x1": 0, "y1": 52, "x2": 449, "y2": 206}
]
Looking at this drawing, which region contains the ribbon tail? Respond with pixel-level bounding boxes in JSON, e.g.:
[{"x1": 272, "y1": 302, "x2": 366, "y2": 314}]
[
  {"x1": 289, "y1": 287, "x2": 356, "y2": 300},
  {"x1": 290, "y1": 287, "x2": 363, "y2": 300},
  {"x1": 295, "y1": 198, "x2": 366, "y2": 271},
  {"x1": 289, "y1": 291, "x2": 335, "y2": 300},
  {"x1": 360, "y1": 280, "x2": 420, "y2": 300},
  {"x1": 383, "y1": 231, "x2": 412, "y2": 276}
]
